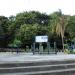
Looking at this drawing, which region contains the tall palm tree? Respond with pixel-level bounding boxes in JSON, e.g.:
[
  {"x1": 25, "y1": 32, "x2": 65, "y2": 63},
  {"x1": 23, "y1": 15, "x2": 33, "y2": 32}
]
[{"x1": 51, "y1": 10, "x2": 69, "y2": 51}]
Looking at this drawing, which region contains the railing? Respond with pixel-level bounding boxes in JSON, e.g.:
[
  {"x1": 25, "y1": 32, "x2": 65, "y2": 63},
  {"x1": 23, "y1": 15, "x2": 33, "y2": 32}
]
[{"x1": 0, "y1": 48, "x2": 25, "y2": 52}]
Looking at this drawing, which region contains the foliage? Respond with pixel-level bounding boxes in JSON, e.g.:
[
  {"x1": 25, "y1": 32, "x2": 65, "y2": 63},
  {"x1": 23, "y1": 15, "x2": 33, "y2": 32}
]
[
  {"x1": 0, "y1": 11, "x2": 74, "y2": 49},
  {"x1": 18, "y1": 24, "x2": 38, "y2": 42},
  {"x1": 8, "y1": 39, "x2": 21, "y2": 48},
  {"x1": 66, "y1": 16, "x2": 75, "y2": 38},
  {"x1": 50, "y1": 10, "x2": 70, "y2": 50}
]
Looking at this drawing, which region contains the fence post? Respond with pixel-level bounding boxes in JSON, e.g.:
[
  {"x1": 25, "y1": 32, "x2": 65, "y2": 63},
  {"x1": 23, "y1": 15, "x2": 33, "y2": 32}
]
[
  {"x1": 54, "y1": 42, "x2": 57, "y2": 54},
  {"x1": 47, "y1": 42, "x2": 50, "y2": 54},
  {"x1": 33, "y1": 43, "x2": 35, "y2": 55}
]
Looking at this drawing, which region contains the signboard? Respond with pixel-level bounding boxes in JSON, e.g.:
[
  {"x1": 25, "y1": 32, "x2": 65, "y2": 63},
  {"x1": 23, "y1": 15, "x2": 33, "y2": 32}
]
[{"x1": 35, "y1": 36, "x2": 48, "y2": 42}]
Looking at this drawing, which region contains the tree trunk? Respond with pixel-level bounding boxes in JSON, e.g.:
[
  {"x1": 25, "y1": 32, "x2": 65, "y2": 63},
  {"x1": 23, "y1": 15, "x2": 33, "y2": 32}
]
[{"x1": 62, "y1": 36, "x2": 64, "y2": 52}]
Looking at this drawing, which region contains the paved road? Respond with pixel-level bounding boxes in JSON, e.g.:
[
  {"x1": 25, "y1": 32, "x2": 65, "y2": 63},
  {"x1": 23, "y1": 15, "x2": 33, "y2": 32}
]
[{"x1": 0, "y1": 52, "x2": 75, "y2": 75}]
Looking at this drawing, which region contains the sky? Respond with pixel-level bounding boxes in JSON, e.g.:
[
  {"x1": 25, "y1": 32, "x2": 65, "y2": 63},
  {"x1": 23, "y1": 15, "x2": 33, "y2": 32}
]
[{"x1": 0, "y1": 0, "x2": 75, "y2": 17}]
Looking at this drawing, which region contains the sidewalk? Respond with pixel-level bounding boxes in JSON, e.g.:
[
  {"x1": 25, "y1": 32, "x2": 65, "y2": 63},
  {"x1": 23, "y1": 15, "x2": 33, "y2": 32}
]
[{"x1": 0, "y1": 52, "x2": 75, "y2": 63}]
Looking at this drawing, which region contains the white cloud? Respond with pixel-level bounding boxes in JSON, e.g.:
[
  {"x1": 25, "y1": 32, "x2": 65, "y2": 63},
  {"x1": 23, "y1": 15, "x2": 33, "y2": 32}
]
[{"x1": 0, "y1": 0, "x2": 75, "y2": 17}]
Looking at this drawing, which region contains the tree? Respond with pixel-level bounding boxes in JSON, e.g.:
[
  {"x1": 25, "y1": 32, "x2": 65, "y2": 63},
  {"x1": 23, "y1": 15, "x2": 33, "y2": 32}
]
[
  {"x1": 16, "y1": 24, "x2": 39, "y2": 47},
  {"x1": 0, "y1": 16, "x2": 9, "y2": 47},
  {"x1": 11, "y1": 11, "x2": 50, "y2": 47},
  {"x1": 50, "y1": 10, "x2": 69, "y2": 50},
  {"x1": 66, "y1": 16, "x2": 75, "y2": 39},
  {"x1": 7, "y1": 16, "x2": 16, "y2": 44}
]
